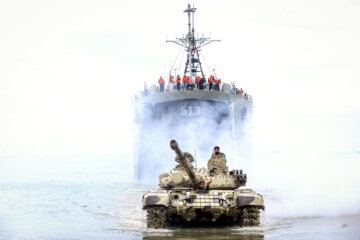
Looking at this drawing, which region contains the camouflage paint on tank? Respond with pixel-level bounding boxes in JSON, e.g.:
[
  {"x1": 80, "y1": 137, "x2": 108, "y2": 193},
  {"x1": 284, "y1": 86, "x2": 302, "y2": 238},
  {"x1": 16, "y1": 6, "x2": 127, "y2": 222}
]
[
  {"x1": 143, "y1": 192, "x2": 169, "y2": 209},
  {"x1": 236, "y1": 189, "x2": 265, "y2": 209},
  {"x1": 236, "y1": 196, "x2": 255, "y2": 206},
  {"x1": 143, "y1": 140, "x2": 264, "y2": 227}
]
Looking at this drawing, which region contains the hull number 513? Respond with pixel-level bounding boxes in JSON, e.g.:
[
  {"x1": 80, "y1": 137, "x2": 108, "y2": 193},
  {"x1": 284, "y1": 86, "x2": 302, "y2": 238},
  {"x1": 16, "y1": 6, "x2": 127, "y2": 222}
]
[{"x1": 180, "y1": 106, "x2": 201, "y2": 116}]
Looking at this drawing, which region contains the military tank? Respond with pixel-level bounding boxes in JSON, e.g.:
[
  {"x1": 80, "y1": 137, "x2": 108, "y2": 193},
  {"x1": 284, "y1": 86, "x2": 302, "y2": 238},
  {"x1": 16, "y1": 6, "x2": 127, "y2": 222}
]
[{"x1": 142, "y1": 140, "x2": 264, "y2": 228}]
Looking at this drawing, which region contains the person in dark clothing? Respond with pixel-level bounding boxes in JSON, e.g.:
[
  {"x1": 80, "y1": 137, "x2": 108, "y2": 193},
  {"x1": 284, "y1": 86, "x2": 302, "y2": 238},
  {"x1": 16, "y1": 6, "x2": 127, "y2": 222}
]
[
  {"x1": 199, "y1": 77, "x2": 205, "y2": 90},
  {"x1": 198, "y1": 180, "x2": 212, "y2": 193},
  {"x1": 196, "y1": 75, "x2": 201, "y2": 89},
  {"x1": 208, "y1": 75, "x2": 214, "y2": 91},
  {"x1": 176, "y1": 75, "x2": 181, "y2": 91},
  {"x1": 182, "y1": 75, "x2": 188, "y2": 90},
  {"x1": 211, "y1": 146, "x2": 226, "y2": 160},
  {"x1": 214, "y1": 78, "x2": 221, "y2": 91},
  {"x1": 158, "y1": 76, "x2": 165, "y2": 92}
]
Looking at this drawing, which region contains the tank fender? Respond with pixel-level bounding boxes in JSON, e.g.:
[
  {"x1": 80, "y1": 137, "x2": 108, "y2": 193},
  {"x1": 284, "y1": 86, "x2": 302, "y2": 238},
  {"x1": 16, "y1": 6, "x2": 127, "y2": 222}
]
[
  {"x1": 236, "y1": 194, "x2": 265, "y2": 209},
  {"x1": 142, "y1": 193, "x2": 169, "y2": 209}
]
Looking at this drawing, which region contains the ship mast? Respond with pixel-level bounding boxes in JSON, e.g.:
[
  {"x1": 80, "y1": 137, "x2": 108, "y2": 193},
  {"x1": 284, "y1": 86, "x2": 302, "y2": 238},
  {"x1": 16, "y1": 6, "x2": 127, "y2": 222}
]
[{"x1": 166, "y1": 4, "x2": 220, "y2": 80}]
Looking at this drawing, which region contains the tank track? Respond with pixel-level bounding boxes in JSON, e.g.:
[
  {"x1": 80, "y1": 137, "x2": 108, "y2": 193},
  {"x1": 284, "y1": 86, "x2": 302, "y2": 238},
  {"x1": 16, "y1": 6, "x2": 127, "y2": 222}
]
[
  {"x1": 238, "y1": 206, "x2": 261, "y2": 227},
  {"x1": 146, "y1": 206, "x2": 168, "y2": 229},
  {"x1": 146, "y1": 206, "x2": 261, "y2": 228}
]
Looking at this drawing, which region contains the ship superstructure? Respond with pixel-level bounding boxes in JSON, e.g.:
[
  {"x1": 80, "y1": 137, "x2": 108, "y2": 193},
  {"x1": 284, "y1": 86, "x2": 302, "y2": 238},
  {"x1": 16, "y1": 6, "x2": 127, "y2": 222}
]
[
  {"x1": 166, "y1": 4, "x2": 220, "y2": 79},
  {"x1": 132, "y1": 5, "x2": 253, "y2": 181}
]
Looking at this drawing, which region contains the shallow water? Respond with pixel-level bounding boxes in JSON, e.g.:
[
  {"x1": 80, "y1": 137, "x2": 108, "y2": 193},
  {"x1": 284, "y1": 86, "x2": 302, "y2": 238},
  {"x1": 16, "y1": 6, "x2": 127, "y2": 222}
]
[{"x1": 0, "y1": 156, "x2": 359, "y2": 240}]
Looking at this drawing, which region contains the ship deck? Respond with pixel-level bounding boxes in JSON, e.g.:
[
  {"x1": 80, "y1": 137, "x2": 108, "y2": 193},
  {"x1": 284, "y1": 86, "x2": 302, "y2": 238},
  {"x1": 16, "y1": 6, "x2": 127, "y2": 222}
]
[{"x1": 139, "y1": 89, "x2": 252, "y2": 106}]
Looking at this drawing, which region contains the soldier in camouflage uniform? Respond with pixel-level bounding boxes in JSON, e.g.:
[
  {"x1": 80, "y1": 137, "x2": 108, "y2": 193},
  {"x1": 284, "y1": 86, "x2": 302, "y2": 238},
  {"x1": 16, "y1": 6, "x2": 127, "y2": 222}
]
[
  {"x1": 198, "y1": 179, "x2": 212, "y2": 193},
  {"x1": 208, "y1": 146, "x2": 228, "y2": 175},
  {"x1": 211, "y1": 146, "x2": 226, "y2": 160}
]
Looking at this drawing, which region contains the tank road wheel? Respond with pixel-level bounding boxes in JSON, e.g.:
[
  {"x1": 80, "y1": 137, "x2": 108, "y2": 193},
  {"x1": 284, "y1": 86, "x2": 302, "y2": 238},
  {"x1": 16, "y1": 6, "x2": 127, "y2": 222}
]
[
  {"x1": 238, "y1": 206, "x2": 261, "y2": 227},
  {"x1": 146, "y1": 206, "x2": 168, "y2": 229}
]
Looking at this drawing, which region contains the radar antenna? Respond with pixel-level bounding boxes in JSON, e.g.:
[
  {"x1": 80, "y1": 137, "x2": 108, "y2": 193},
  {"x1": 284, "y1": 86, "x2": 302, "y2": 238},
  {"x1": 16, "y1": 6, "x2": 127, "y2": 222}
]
[{"x1": 166, "y1": 4, "x2": 220, "y2": 80}]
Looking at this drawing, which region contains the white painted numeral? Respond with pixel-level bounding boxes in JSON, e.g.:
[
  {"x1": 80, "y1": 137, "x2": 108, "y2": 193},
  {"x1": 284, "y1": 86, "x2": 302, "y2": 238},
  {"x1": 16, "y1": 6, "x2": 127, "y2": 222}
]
[
  {"x1": 181, "y1": 106, "x2": 187, "y2": 115},
  {"x1": 180, "y1": 106, "x2": 201, "y2": 116},
  {"x1": 194, "y1": 106, "x2": 200, "y2": 115}
]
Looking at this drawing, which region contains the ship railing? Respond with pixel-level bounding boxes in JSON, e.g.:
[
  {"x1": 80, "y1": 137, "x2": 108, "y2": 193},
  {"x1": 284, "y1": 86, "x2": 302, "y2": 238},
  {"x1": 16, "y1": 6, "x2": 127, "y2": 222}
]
[{"x1": 141, "y1": 83, "x2": 252, "y2": 103}]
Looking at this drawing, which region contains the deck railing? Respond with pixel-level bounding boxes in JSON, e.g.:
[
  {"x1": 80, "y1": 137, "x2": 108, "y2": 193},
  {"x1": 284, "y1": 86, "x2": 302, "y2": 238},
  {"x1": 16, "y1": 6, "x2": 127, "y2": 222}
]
[{"x1": 141, "y1": 82, "x2": 252, "y2": 103}]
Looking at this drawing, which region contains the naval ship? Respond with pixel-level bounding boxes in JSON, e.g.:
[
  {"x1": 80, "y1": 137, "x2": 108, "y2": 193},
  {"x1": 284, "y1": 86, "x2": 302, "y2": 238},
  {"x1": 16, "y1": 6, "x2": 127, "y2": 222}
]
[{"x1": 132, "y1": 4, "x2": 253, "y2": 181}]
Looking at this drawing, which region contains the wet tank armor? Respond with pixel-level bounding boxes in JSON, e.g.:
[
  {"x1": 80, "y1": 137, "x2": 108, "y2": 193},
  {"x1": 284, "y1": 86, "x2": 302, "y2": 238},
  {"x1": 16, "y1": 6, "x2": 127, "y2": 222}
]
[{"x1": 142, "y1": 140, "x2": 264, "y2": 228}]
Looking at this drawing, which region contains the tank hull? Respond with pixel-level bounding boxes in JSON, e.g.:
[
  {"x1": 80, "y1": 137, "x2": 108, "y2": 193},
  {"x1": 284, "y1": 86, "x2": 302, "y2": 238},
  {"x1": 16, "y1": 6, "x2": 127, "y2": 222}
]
[{"x1": 143, "y1": 188, "x2": 264, "y2": 228}]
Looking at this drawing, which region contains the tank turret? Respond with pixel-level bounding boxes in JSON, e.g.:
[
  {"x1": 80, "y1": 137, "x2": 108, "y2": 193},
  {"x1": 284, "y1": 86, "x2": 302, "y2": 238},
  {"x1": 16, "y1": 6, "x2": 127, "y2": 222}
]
[
  {"x1": 158, "y1": 140, "x2": 248, "y2": 189},
  {"x1": 170, "y1": 140, "x2": 198, "y2": 185}
]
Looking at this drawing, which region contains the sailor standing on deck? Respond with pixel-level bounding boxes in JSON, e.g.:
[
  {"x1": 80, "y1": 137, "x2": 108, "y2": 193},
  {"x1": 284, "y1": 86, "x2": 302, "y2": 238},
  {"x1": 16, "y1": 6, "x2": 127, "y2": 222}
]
[
  {"x1": 168, "y1": 75, "x2": 174, "y2": 91},
  {"x1": 214, "y1": 78, "x2": 221, "y2": 91},
  {"x1": 176, "y1": 75, "x2": 181, "y2": 91},
  {"x1": 199, "y1": 77, "x2": 205, "y2": 90},
  {"x1": 187, "y1": 75, "x2": 194, "y2": 90},
  {"x1": 208, "y1": 75, "x2": 214, "y2": 91},
  {"x1": 240, "y1": 88, "x2": 244, "y2": 96},
  {"x1": 158, "y1": 76, "x2": 165, "y2": 92},
  {"x1": 182, "y1": 75, "x2": 188, "y2": 90},
  {"x1": 196, "y1": 75, "x2": 201, "y2": 89}
]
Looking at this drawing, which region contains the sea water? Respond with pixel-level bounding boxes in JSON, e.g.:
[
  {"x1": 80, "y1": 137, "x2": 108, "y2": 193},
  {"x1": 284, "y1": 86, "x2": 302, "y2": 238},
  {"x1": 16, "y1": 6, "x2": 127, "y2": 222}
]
[{"x1": 0, "y1": 155, "x2": 359, "y2": 240}]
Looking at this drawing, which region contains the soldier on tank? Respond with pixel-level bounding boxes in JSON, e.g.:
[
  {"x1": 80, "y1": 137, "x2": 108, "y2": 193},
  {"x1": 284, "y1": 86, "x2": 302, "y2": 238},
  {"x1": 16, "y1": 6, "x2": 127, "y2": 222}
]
[
  {"x1": 208, "y1": 146, "x2": 228, "y2": 175},
  {"x1": 212, "y1": 146, "x2": 226, "y2": 160},
  {"x1": 198, "y1": 179, "x2": 212, "y2": 193}
]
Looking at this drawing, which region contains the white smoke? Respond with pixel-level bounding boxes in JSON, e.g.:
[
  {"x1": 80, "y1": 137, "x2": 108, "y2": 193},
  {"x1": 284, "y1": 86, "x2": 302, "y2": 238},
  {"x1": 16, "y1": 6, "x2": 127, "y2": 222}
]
[
  {"x1": 133, "y1": 94, "x2": 254, "y2": 182},
  {"x1": 250, "y1": 107, "x2": 360, "y2": 217},
  {"x1": 133, "y1": 90, "x2": 360, "y2": 218}
]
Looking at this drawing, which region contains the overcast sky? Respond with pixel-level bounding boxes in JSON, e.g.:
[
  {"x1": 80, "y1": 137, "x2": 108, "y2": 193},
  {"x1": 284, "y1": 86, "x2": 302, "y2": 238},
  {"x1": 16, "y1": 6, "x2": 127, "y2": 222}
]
[{"x1": 0, "y1": 0, "x2": 359, "y2": 156}]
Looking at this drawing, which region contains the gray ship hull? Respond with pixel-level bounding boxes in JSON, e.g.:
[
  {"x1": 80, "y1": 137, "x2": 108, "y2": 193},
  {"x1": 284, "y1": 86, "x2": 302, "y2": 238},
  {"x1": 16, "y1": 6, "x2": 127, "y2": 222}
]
[{"x1": 133, "y1": 86, "x2": 253, "y2": 181}]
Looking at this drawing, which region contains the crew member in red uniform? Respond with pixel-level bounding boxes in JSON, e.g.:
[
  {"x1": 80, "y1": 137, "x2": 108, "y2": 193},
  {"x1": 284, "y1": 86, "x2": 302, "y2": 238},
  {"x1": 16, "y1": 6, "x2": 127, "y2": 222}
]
[
  {"x1": 182, "y1": 75, "x2": 188, "y2": 90},
  {"x1": 208, "y1": 75, "x2": 214, "y2": 91},
  {"x1": 158, "y1": 76, "x2": 165, "y2": 92},
  {"x1": 187, "y1": 76, "x2": 193, "y2": 90},
  {"x1": 176, "y1": 75, "x2": 181, "y2": 91},
  {"x1": 168, "y1": 75, "x2": 174, "y2": 91},
  {"x1": 214, "y1": 78, "x2": 221, "y2": 91},
  {"x1": 196, "y1": 75, "x2": 201, "y2": 89}
]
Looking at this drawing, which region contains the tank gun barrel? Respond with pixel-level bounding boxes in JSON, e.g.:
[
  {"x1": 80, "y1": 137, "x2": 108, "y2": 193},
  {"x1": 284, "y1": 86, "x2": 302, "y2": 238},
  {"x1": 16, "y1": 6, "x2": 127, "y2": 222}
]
[{"x1": 170, "y1": 140, "x2": 198, "y2": 184}]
